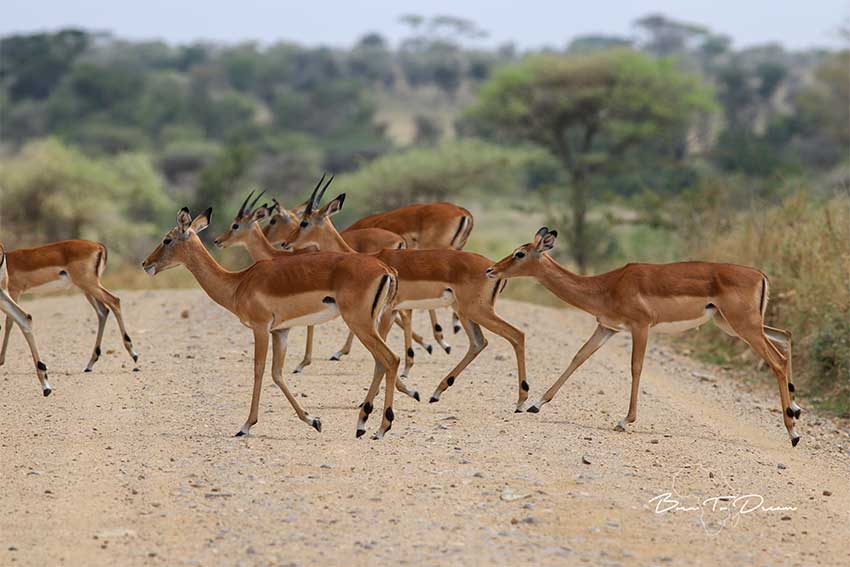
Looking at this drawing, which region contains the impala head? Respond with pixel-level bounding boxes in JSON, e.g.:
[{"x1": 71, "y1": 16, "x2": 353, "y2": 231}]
[
  {"x1": 281, "y1": 173, "x2": 345, "y2": 252},
  {"x1": 262, "y1": 198, "x2": 306, "y2": 247},
  {"x1": 142, "y1": 207, "x2": 212, "y2": 275},
  {"x1": 213, "y1": 190, "x2": 268, "y2": 249},
  {"x1": 486, "y1": 227, "x2": 558, "y2": 279}
]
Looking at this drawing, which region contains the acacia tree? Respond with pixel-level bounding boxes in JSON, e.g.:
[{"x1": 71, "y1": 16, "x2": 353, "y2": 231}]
[{"x1": 465, "y1": 49, "x2": 713, "y2": 271}]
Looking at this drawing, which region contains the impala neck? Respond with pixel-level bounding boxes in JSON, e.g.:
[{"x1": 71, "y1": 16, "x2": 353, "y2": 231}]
[
  {"x1": 179, "y1": 234, "x2": 241, "y2": 312},
  {"x1": 243, "y1": 223, "x2": 283, "y2": 261},
  {"x1": 534, "y1": 254, "x2": 607, "y2": 315},
  {"x1": 321, "y1": 220, "x2": 357, "y2": 254}
]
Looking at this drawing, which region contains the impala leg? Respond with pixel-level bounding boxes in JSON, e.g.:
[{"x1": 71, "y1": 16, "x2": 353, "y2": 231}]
[
  {"x1": 722, "y1": 309, "x2": 798, "y2": 446},
  {"x1": 1, "y1": 290, "x2": 50, "y2": 395},
  {"x1": 236, "y1": 329, "x2": 270, "y2": 437},
  {"x1": 429, "y1": 310, "x2": 451, "y2": 354},
  {"x1": 429, "y1": 317, "x2": 487, "y2": 403},
  {"x1": 350, "y1": 320, "x2": 399, "y2": 439},
  {"x1": 90, "y1": 286, "x2": 139, "y2": 365},
  {"x1": 293, "y1": 325, "x2": 313, "y2": 374},
  {"x1": 379, "y1": 310, "x2": 418, "y2": 401},
  {"x1": 0, "y1": 313, "x2": 15, "y2": 366},
  {"x1": 615, "y1": 326, "x2": 649, "y2": 431},
  {"x1": 765, "y1": 325, "x2": 799, "y2": 417},
  {"x1": 330, "y1": 330, "x2": 355, "y2": 361},
  {"x1": 271, "y1": 329, "x2": 321, "y2": 431},
  {"x1": 452, "y1": 310, "x2": 461, "y2": 334},
  {"x1": 527, "y1": 324, "x2": 616, "y2": 413},
  {"x1": 83, "y1": 294, "x2": 109, "y2": 372},
  {"x1": 464, "y1": 307, "x2": 527, "y2": 410},
  {"x1": 400, "y1": 310, "x2": 415, "y2": 378}
]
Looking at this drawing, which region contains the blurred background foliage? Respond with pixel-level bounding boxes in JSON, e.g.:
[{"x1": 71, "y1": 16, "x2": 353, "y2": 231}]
[{"x1": 0, "y1": 13, "x2": 847, "y2": 411}]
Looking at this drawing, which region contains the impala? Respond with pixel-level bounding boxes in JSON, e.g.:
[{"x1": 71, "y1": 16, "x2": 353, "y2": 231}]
[
  {"x1": 486, "y1": 228, "x2": 801, "y2": 446},
  {"x1": 142, "y1": 207, "x2": 408, "y2": 439},
  {"x1": 1, "y1": 243, "x2": 50, "y2": 395},
  {"x1": 280, "y1": 181, "x2": 529, "y2": 411},
  {"x1": 265, "y1": 186, "x2": 474, "y2": 353},
  {"x1": 213, "y1": 187, "x2": 432, "y2": 370},
  {"x1": 0, "y1": 240, "x2": 138, "y2": 372}
]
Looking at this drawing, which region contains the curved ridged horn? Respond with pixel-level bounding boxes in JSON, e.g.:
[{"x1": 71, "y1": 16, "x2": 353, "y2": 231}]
[
  {"x1": 315, "y1": 174, "x2": 335, "y2": 209},
  {"x1": 248, "y1": 190, "x2": 266, "y2": 214},
  {"x1": 305, "y1": 173, "x2": 327, "y2": 215},
  {"x1": 239, "y1": 190, "x2": 255, "y2": 216}
]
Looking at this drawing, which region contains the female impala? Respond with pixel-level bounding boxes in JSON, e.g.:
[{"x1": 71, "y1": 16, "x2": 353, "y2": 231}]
[
  {"x1": 281, "y1": 182, "x2": 529, "y2": 412},
  {"x1": 1, "y1": 243, "x2": 51, "y2": 395},
  {"x1": 213, "y1": 188, "x2": 432, "y2": 370},
  {"x1": 487, "y1": 228, "x2": 801, "y2": 446},
  {"x1": 265, "y1": 184, "x2": 473, "y2": 353},
  {"x1": 142, "y1": 207, "x2": 407, "y2": 439},
  {"x1": 0, "y1": 240, "x2": 138, "y2": 372}
]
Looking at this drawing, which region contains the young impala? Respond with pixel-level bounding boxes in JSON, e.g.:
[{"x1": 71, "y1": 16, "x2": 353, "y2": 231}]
[
  {"x1": 213, "y1": 187, "x2": 432, "y2": 370},
  {"x1": 1, "y1": 243, "x2": 51, "y2": 395},
  {"x1": 280, "y1": 181, "x2": 529, "y2": 411},
  {"x1": 0, "y1": 240, "x2": 138, "y2": 372},
  {"x1": 265, "y1": 185, "x2": 473, "y2": 353},
  {"x1": 487, "y1": 228, "x2": 801, "y2": 446},
  {"x1": 142, "y1": 207, "x2": 408, "y2": 439}
]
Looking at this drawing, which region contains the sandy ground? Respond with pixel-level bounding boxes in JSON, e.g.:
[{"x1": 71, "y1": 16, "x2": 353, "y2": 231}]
[{"x1": 1, "y1": 289, "x2": 848, "y2": 566}]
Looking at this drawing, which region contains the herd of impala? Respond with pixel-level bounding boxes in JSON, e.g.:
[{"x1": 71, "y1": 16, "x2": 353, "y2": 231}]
[{"x1": 1, "y1": 174, "x2": 802, "y2": 445}]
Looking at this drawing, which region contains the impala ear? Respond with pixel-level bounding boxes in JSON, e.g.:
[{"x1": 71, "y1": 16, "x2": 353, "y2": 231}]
[
  {"x1": 177, "y1": 207, "x2": 193, "y2": 232},
  {"x1": 322, "y1": 194, "x2": 346, "y2": 217},
  {"x1": 252, "y1": 204, "x2": 270, "y2": 223},
  {"x1": 190, "y1": 207, "x2": 212, "y2": 233},
  {"x1": 538, "y1": 229, "x2": 557, "y2": 252}
]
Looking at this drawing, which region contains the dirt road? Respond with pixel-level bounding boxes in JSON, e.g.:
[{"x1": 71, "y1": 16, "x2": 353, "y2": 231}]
[{"x1": 1, "y1": 290, "x2": 848, "y2": 566}]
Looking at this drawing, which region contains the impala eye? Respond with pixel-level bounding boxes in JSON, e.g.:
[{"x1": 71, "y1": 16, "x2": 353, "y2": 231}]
[
  {"x1": 515, "y1": 251, "x2": 526, "y2": 259},
  {"x1": 270, "y1": 219, "x2": 277, "y2": 225},
  {"x1": 232, "y1": 224, "x2": 239, "y2": 230},
  {"x1": 300, "y1": 220, "x2": 308, "y2": 228},
  {"x1": 163, "y1": 238, "x2": 172, "y2": 245}
]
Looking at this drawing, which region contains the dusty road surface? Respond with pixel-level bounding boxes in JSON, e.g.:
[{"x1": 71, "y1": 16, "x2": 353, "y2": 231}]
[{"x1": 1, "y1": 289, "x2": 848, "y2": 566}]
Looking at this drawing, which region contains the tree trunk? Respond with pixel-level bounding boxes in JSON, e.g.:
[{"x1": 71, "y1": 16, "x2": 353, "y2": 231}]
[{"x1": 570, "y1": 174, "x2": 588, "y2": 274}]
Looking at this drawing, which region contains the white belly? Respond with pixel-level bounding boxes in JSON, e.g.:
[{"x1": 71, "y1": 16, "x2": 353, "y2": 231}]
[
  {"x1": 274, "y1": 304, "x2": 340, "y2": 329},
  {"x1": 395, "y1": 289, "x2": 454, "y2": 311},
  {"x1": 27, "y1": 273, "x2": 73, "y2": 294},
  {"x1": 651, "y1": 307, "x2": 716, "y2": 334}
]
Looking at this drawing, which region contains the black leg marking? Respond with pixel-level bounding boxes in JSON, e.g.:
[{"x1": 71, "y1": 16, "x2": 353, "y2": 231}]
[
  {"x1": 521, "y1": 380, "x2": 529, "y2": 392},
  {"x1": 363, "y1": 402, "x2": 373, "y2": 415},
  {"x1": 788, "y1": 382, "x2": 795, "y2": 393},
  {"x1": 407, "y1": 347, "x2": 415, "y2": 358},
  {"x1": 124, "y1": 333, "x2": 132, "y2": 343},
  {"x1": 95, "y1": 346, "x2": 102, "y2": 357},
  {"x1": 385, "y1": 407, "x2": 394, "y2": 422},
  {"x1": 434, "y1": 324, "x2": 443, "y2": 333},
  {"x1": 446, "y1": 376, "x2": 455, "y2": 387},
  {"x1": 37, "y1": 361, "x2": 47, "y2": 371},
  {"x1": 786, "y1": 407, "x2": 794, "y2": 418}
]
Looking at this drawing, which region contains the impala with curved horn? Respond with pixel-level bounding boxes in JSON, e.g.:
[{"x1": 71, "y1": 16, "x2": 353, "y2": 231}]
[
  {"x1": 0, "y1": 240, "x2": 138, "y2": 373},
  {"x1": 264, "y1": 174, "x2": 474, "y2": 355},
  {"x1": 144, "y1": 206, "x2": 412, "y2": 439},
  {"x1": 280, "y1": 178, "x2": 529, "y2": 411},
  {"x1": 486, "y1": 227, "x2": 801, "y2": 446},
  {"x1": 0, "y1": 243, "x2": 51, "y2": 395},
  {"x1": 213, "y1": 184, "x2": 433, "y2": 372}
]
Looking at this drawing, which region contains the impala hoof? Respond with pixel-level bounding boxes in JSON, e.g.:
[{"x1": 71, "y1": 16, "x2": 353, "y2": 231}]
[
  {"x1": 429, "y1": 396, "x2": 439, "y2": 403},
  {"x1": 526, "y1": 404, "x2": 540, "y2": 414},
  {"x1": 453, "y1": 325, "x2": 461, "y2": 334},
  {"x1": 293, "y1": 367, "x2": 303, "y2": 374},
  {"x1": 791, "y1": 434, "x2": 801, "y2": 447},
  {"x1": 355, "y1": 428, "x2": 366, "y2": 438},
  {"x1": 132, "y1": 354, "x2": 139, "y2": 363},
  {"x1": 614, "y1": 420, "x2": 626, "y2": 432},
  {"x1": 311, "y1": 418, "x2": 322, "y2": 432},
  {"x1": 413, "y1": 391, "x2": 421, "y2": 402},
  {"x1": 84, "y1": 368, "x2": 93, "y2": 373},
  {"x1": 425, "y1": 345, "x2": 433, "y2": 355},
  {"x1": 234, "y1": 430, "x2": 246, "y2": 437},
  {"x1": 444, "y1": 346, "x2": 452, "y2": 355},
  {"x1": 43, "y1": 387, "x2": 52, "y2": 397}
]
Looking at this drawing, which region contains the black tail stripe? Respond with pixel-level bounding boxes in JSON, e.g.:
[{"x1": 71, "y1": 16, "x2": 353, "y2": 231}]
[
  {"x1": 759, "y1": 277, "x2": 767, "y2": 316},
  {"x1": 450, "y1": 217, "x2": 467, "y2": 248},
  {"x1": 371, "y1": 275, "x2": 389, "y2": 317},
  {"x1": 491, "y1": 279, "x2": 503, "y2": 303},
  {"x1": 94, "y1": 250, "x2": 102, "y2": 276}
]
